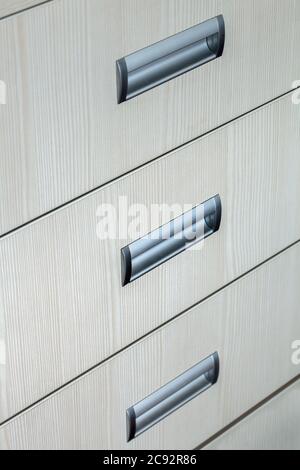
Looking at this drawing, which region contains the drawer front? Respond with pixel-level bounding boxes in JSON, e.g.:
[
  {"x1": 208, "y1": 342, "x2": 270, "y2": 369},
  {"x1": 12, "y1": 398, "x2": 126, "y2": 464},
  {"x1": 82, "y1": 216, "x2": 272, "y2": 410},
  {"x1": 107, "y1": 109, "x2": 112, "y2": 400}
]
[
  {"x1": 0, "y1": 0, "x2": 42, "y2": 18},
  {"x1": 204, "y1": 379, "x2": 300, "y2": 450},
  {"x1": 1, "y1": 244, "x2": 300, "y2": 450},
  {"x1": 1, "y1": 0, "x2": 300, "y2": 234},
  {"x1": 1, "y1": 91, "x2": 300, "y2": 423}
]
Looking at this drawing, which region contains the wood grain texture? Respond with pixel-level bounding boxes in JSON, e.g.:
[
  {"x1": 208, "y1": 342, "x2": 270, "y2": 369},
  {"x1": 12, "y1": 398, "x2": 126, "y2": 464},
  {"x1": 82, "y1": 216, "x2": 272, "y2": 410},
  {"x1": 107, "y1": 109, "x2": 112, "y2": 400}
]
[
  {"x1": 0, "y1": 92, "x2": 300, "y2": 423},
  {"x1": 0, "y1": 0, "x2": 47, "y2": 18},
  {"x1": 204, "y1": 380, "x2": 300, "y2": 450},
  {"x1": 1, "y1": 0, "x2": 300, "y2": 234},
  {"x1": 1, "y1": 244, "x2": 300, "y2": 450}
]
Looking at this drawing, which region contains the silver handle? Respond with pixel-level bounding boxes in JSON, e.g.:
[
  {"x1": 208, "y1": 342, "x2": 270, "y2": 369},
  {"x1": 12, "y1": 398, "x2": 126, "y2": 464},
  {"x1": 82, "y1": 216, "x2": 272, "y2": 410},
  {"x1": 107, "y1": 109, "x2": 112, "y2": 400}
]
[
  {"x1": 126, "y1": 352, "x2": 219, "y2": 442},
  {"x1": 116, "y1": 15, "x2": 225, "y2": 103},
  {"x1": 121, "y1": 194, "x2": 222, "y2": 286}
]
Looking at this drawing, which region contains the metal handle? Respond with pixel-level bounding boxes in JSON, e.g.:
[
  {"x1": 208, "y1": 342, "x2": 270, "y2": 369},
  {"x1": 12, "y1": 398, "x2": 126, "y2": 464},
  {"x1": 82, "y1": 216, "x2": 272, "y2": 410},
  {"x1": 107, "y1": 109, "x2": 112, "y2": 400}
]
[
  {"x1": 121, "y1": 194, "x2": 222, "y2": 286},
  {"x1": 126, "y1": 352, "x2": 219, "y2": 442},
  {"x1": 116, "y1": 15, "x2": 225, "y2": 103}
]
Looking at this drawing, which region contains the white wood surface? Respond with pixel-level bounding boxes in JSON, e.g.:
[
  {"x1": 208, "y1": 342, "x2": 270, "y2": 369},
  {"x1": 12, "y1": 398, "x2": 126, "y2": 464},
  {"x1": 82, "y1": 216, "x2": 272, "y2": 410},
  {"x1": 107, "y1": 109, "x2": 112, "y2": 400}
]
[
  {"x1": 204, "y1": 380, "x2": 300, "y2": 450},
  {"x1": 0, "y1": 0, "x2": 45, "y2": 18},
  {"x1": 0, "y1": 0, "x2": 300, "y2": 234},
  {"x1": 1, "y1": 244, "x2": 300, "y2": 450},
  {"x1": 0, "y1": 92, "x2": 300, "y2": 423}
]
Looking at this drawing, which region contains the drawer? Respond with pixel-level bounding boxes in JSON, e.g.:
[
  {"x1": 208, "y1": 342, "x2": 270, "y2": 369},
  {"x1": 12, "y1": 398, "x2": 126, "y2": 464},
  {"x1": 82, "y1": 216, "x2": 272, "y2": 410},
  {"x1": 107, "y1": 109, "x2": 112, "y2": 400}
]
[
  {"x1": 1, "y1": 243, "x2": 300, "y2": 450},
  {"x1": 0, "y1": 0, "x2": 42, "y2": 18},
  {"x1": 203, "y1": 379, "x2": 300, "y2": 450},
  {"x1": 1, "y1": 0, "x2": 300, "y2": 234},
  {"x1": 1, "y1": 91, "x2": 300, "y2": 423}
]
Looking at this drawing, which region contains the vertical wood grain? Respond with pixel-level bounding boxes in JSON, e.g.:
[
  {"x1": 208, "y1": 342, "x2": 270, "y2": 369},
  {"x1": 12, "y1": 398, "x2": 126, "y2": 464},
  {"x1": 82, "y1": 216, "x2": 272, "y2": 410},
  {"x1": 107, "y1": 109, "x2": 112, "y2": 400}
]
[
  {"x1": 0, "y1": 0, "x2": 48, "y2": 18},
  {"x1": 1, "y1": 243, "x2": 300, "y2": 449},
  {"x1": 0, "y1": 0, "x2": 300, "y2": 233},
  {"x1": 204, "y1": 380, "x2": 300, "y2": 450},
  {"x1": 0, "y1": 92, "x2": 300, "y2": 423}
]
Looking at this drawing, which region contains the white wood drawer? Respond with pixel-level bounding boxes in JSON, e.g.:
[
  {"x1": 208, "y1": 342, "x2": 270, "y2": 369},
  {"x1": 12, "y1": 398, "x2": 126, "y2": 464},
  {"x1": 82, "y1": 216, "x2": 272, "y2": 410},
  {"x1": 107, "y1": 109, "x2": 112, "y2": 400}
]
[
  {"x1": 204, "y1": 380, "x2": 300, "y2": 450},
  {"x1": 1, "y1": 244, "x2": 300, "y2": 450},
  {"x1": 1, "y1": 0, "x2": 300, "y2": 234},
  {"x1": 0, "y1": 0, "x2": 42, "y2": 18},
  {"x1": 0, "y1": 91, "x2": 300, "y2": 423}
]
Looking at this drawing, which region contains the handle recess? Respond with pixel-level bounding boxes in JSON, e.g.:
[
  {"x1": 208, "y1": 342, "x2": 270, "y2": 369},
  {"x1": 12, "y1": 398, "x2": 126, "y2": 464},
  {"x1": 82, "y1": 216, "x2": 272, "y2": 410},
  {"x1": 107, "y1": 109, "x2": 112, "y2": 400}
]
[
  {"x1": 126, "y1": 352, "x2": 219, "y2": 442},
  {"x1": 116, "y1": 15, "x2": 225, "y2": 103},
  {"x1": 121, "y1": 194, "x2": 222, "y2": 286}
]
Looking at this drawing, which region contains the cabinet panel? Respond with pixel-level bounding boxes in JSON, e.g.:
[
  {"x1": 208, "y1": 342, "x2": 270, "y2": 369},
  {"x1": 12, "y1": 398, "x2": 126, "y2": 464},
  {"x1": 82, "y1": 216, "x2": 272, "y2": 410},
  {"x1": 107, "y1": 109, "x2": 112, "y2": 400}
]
[
  {"x1": 204, "y1": 380, "x2": 300, "y2": 450},
  {"x1": 1, "y1": 243, "x2": 300, "y2": 449},
  {"x1": 1, "y1": 92, "x2": 300, "y2": 423},
  {"x1": 1, "y1": 0, "x2": 300, "y2": 233}
]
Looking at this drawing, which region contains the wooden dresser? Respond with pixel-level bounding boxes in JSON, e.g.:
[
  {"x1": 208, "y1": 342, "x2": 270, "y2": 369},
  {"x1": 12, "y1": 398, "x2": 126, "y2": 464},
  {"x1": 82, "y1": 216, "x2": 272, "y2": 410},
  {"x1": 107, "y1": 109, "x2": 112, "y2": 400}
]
[{"x1": 0, "y1": 0, "x2": 299, "y2": 450}]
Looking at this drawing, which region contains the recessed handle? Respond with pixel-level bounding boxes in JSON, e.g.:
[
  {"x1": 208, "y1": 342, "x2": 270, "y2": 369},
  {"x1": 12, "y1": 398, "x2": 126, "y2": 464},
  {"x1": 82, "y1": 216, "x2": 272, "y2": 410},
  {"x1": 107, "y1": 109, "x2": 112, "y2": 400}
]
[
  {"x1": 126, "y1": 352, "x2": 219, "y2": 442},
  {"x1": 116, "y1": 15, "x2": 225, "y2": 103},
  {"x1": 121, "y1": 194, "x2": 222, "y2": 286}
]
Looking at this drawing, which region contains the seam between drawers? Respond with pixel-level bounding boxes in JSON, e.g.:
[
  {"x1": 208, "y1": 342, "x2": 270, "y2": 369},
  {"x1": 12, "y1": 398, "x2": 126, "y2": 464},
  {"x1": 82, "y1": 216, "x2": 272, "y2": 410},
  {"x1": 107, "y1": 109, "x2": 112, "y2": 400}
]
[
  {"x1": 0, "y1": 87, "x2": 299, "y2": 241},
  {"x1": 196, "y1": 374, "x2": 300, "y2": 450},
  {"x1": 1, "y1": 238, "x2": 300, "y2": 428},
  {"x1": 0, "y1": 1, "x2": 54, "y2": 21}
]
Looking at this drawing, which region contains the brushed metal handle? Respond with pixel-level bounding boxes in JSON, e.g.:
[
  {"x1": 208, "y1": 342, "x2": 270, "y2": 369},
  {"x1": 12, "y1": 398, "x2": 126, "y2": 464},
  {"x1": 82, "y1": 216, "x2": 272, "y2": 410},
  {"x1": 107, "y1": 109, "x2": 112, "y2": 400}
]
[
  {"x1": 121, "y1": 194, "x2": 222, "y2": 286},
  {"x1": 126, "y1": 353, "x2": 219, "y2": 442},
  {"x1": 116, "y1": 15, "x2": 225, "y2": 103}
]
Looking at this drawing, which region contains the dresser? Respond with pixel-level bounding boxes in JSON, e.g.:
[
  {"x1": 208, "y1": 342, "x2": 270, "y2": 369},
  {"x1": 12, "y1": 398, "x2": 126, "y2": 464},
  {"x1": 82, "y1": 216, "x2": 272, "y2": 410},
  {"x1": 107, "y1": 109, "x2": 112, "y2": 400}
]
[{"x1": 0, "y1": 0, "x2": 300, "y2": 451}]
